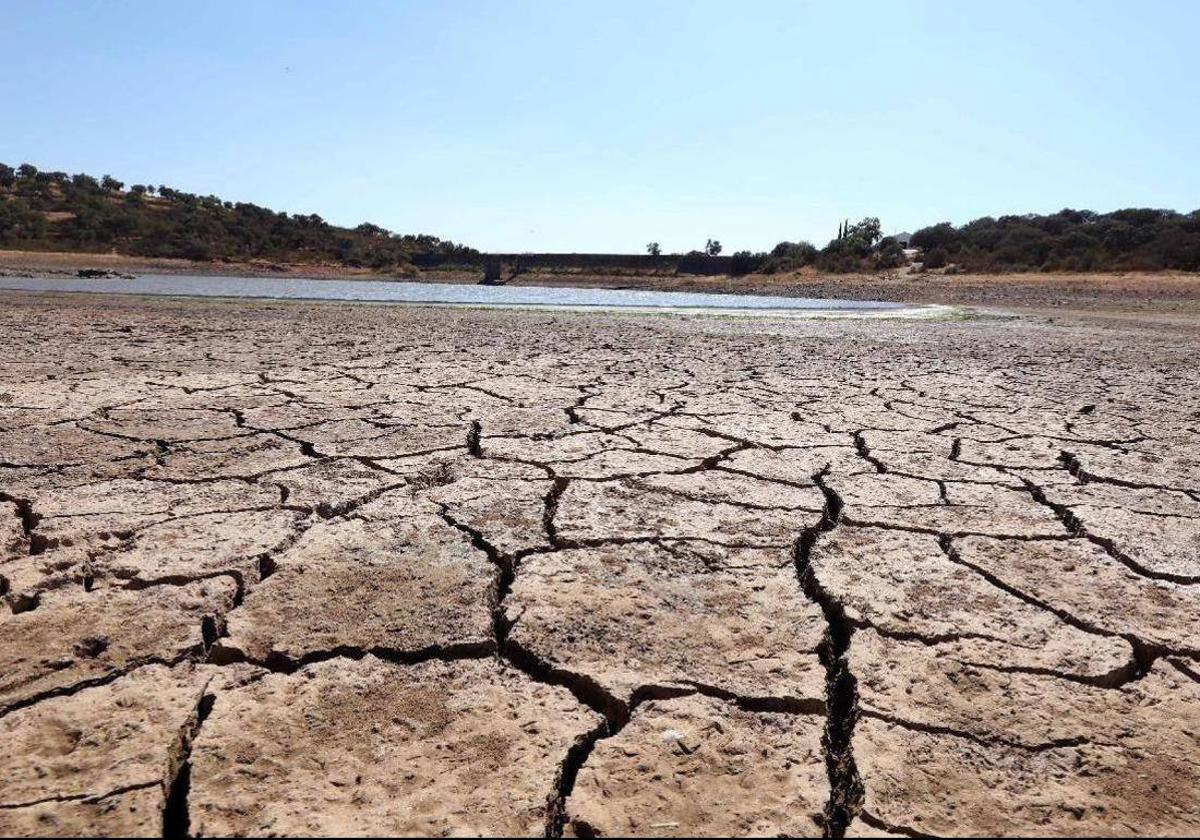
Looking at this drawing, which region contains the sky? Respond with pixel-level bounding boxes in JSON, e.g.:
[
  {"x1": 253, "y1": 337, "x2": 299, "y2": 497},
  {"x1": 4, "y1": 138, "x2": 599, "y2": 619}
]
[{"x1": 2, "y1": 0, "x2": 1198, "y2": 253}]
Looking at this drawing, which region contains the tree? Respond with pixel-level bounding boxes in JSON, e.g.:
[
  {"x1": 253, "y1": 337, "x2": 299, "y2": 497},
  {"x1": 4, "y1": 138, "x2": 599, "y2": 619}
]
[
  {"x1": 910, "y1": 222, "x2": 956, "y2": 252},
  {"x1": 729, "y1": 250, "x2": 764, "y2": 276},
  {"x1": 101, "y1": 175, "x2": 124, "y2": 192},
  {"x1": 356, "y1": 222, "x2": 390, "y2": 237},
  {"x1": 0, "y1": 163, "x2": 14, "y2": 188},
  {"x1": 872, "y1": 236, "x2": 905, "y2": 269},
  {"x1": 72, "y1": 173, "x2": 100, "y2": 192},
  {"x1": 845, "y1": 217, "x2": 882, "y2": 248},
  {"x1": 760, "y1": 240, "x2": 818, "y2": 273},
  {"x1": 923, "y1": 248, "x2": 948, "y2": 269},
  {"x1": 645, "y1": 242, "x2": 661, "y2": 256},
  {"x1": 771, "y1": 240, "x2": 817, "y2": 260},
  {"x1": 818, "y1": 217, "x2": 888, "y2": 272},
  {"x1": 17, "y1": 164, "x2": 38, "y2": 182},
  {"x1": 705, "y1": 238, "x2": 722, "y2": 256}
]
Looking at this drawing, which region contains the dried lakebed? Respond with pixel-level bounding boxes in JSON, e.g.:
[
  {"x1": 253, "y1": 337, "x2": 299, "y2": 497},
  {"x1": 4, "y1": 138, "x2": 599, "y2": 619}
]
[{"x1": 0, "y1": 292, "x2": 1198, "y2": 837}]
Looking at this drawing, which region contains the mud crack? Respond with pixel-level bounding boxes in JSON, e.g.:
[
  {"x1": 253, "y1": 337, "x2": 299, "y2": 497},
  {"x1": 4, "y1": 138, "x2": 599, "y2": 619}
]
[{"x1": 794, "y1": 469, "x2": 862, "y2": 838}]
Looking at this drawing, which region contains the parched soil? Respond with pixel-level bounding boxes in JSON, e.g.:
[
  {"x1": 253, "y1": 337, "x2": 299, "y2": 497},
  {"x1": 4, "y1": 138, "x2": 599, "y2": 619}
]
[
  {"x1": 1, "y1": 292, "x2": 1199, "y2": 837},
  {"x1": 0, "y1": 248, "x2": 388, "y2": 280}
]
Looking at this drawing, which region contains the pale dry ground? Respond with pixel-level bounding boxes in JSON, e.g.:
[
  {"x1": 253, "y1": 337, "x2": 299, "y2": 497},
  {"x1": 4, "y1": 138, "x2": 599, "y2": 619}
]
[
  {"x1": 0, "y1": 248, "x2": 389, "y2": 279},
  {"x1": 1, "y1": 292, "x2": 1199, "y2": 837}
]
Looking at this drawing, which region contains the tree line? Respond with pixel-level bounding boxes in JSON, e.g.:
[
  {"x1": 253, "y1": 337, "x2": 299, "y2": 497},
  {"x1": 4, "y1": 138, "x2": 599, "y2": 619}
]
[
  {"x1": 0, "y1": 162, "x2": 476, "y2": 269},
  {"x1": 910, "y1": 208, "x2": 1200, "y2": 272},
  {"x1": 644, "y1": 222, "x2": 902, "y2": 276},
  {"x1": 4, "y1": 163, "x2": 1198, "y2": 273},
  {"x1": 651, "y1": 206, "x2": 1200, "y2": 275},
  {"x1": 731, "y1": 217, "x2": 906, "y2": 275}
]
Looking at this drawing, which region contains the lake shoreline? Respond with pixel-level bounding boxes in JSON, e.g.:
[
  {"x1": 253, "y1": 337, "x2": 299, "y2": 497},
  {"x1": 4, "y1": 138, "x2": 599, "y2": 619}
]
[
  {"x1": 3, "y1": 247, "x2": 1200, "y2": 314},
  {"x1": 0, "y1": 274, "x2": 961, "y2": 320}
]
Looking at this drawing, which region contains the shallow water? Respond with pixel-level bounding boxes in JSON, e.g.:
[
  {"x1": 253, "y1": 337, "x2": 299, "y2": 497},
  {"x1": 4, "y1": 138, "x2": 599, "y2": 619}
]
[{"x1": 0, "y1": 273, "x2": 908, "y2": 313}]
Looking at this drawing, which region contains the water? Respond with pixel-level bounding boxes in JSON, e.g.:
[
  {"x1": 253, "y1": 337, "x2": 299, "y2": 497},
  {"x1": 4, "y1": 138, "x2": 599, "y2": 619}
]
[{"x1": 0, "y1": 273, "x2": 912, "y2": 315}]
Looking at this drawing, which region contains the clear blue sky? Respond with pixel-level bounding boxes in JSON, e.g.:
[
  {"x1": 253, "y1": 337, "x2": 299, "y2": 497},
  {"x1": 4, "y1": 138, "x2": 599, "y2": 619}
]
[{"x1": 3, "y1": 1, "x2": 1197, "y2": 253}]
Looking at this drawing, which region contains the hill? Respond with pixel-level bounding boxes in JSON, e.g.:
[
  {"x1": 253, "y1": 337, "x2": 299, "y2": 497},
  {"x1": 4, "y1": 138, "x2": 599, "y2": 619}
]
[
  {"x1": 911, "y1": 209, "x2": 1200, "y2": 273},
  {"x1": 0, "y1": 162, "x2": 477, "y2": 271},
  {"x1": 3, "y1": 162, "x2": 1199, "y2": 275}
]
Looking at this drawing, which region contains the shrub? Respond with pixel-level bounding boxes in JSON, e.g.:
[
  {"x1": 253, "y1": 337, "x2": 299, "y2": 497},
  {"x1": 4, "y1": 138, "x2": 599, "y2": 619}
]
[
  {"x1": 923, "y1": 248, "x2": 948, "y2": 269},
  {"x1": 872, "y1": 236, "x2": 905, "y2": 269},
  {"x1": 760, "y1": 240, "x2": 817, "y2": 274},
  {"x1": 729, "y1": 250, "x2": 764, "y2": 276}
]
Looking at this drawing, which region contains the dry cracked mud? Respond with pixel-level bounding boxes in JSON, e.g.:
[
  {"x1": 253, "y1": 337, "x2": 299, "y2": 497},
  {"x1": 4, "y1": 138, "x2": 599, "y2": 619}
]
[{"x1": 1, "y1": 291, "x2": 1199, "y2": 837}]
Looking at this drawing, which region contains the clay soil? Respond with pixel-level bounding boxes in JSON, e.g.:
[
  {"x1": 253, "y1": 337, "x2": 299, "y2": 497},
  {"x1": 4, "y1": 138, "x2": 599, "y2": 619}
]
[{"x1": 1, "y1": 289, "x2": 1199, "y2": 837}]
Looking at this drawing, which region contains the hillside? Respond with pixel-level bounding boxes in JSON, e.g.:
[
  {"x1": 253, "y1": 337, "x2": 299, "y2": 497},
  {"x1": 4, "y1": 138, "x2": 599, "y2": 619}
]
[
  {"x1": 911, "y1": 208, "x2": 1200, "y2": 273},
  {"x1": 3, "y1": 162, "x2": 1200, "y2": 276},
  {"x1": 0, "y1": 162, "x2": 477, "y2": 271}
]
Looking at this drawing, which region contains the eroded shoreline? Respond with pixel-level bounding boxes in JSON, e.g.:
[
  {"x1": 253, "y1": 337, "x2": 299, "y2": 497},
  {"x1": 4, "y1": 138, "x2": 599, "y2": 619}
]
[
  {"x1": 1, "y1": 292, "x2": 1198, "y2": 836},
  {"x1": 4, "y1": 247, "x2": 1200, "y2": 314}
]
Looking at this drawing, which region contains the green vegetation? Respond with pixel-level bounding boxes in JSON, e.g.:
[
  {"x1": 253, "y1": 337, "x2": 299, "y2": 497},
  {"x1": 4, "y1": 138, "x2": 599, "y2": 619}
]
[
  {"x1": 758, "y1": 218, "x2": 899, "y2": 274},
  {"x1": 4, "y1": 162, "x2": 1197, "y2": 274},
  {"x1": 758, "y1": 240, "x2": 818, "y2": 274},
  {"x1": 0, "y1": 162, "x2": 476, "y2": 270},
  {"x1": 763, "y1": 208, "x2": 1200, "y2": 274},
  {"x1": 911, "y1": 209, "x2": 1200, "y2": 272}
]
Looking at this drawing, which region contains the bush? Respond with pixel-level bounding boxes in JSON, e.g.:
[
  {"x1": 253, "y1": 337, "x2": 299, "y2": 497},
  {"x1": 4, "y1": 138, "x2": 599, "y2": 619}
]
[
  {"x1": 814, "y1": 217, "x2": 888, "y2": 272},
  {"x1": 872, "y1": 236, "x2": 905, "y2": 269},
  {"x1": 729, "y1": 250, "x2": 764, "y2": 276},
  {"x1": 816, "y1": 250, "x2": 861, "y2": 273},
  {"x1": 760, "y1": 240, "x2": 817, "y2": 274},
  {"x1": 923, "y1": 248, "x2": 948, "y2": 269}
]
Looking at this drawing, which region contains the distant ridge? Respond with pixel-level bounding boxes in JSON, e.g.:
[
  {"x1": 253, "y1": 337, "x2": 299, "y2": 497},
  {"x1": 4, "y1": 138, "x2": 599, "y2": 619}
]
[
  {"x1": 909, "y1": 209, "x2": 1200, "y2": 272},
  {"x1": 3, "y1": 162, "x2": 1198, "y2": 274},
  {"x1": 0, "y1": 162, "x2": 477, "y2": 271}
]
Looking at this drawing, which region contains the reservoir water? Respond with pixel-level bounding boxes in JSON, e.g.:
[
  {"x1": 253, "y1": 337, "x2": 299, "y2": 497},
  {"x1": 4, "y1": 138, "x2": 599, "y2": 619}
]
[{"x1": 0, "y1": 274, "x2": 930, "y2": 317}]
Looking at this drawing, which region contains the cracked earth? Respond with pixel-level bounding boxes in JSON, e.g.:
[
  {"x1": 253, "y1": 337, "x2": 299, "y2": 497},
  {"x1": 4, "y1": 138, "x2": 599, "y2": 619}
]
[{"x1": 1, "y1": 292, "x2": 1198, "y2": 837}]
